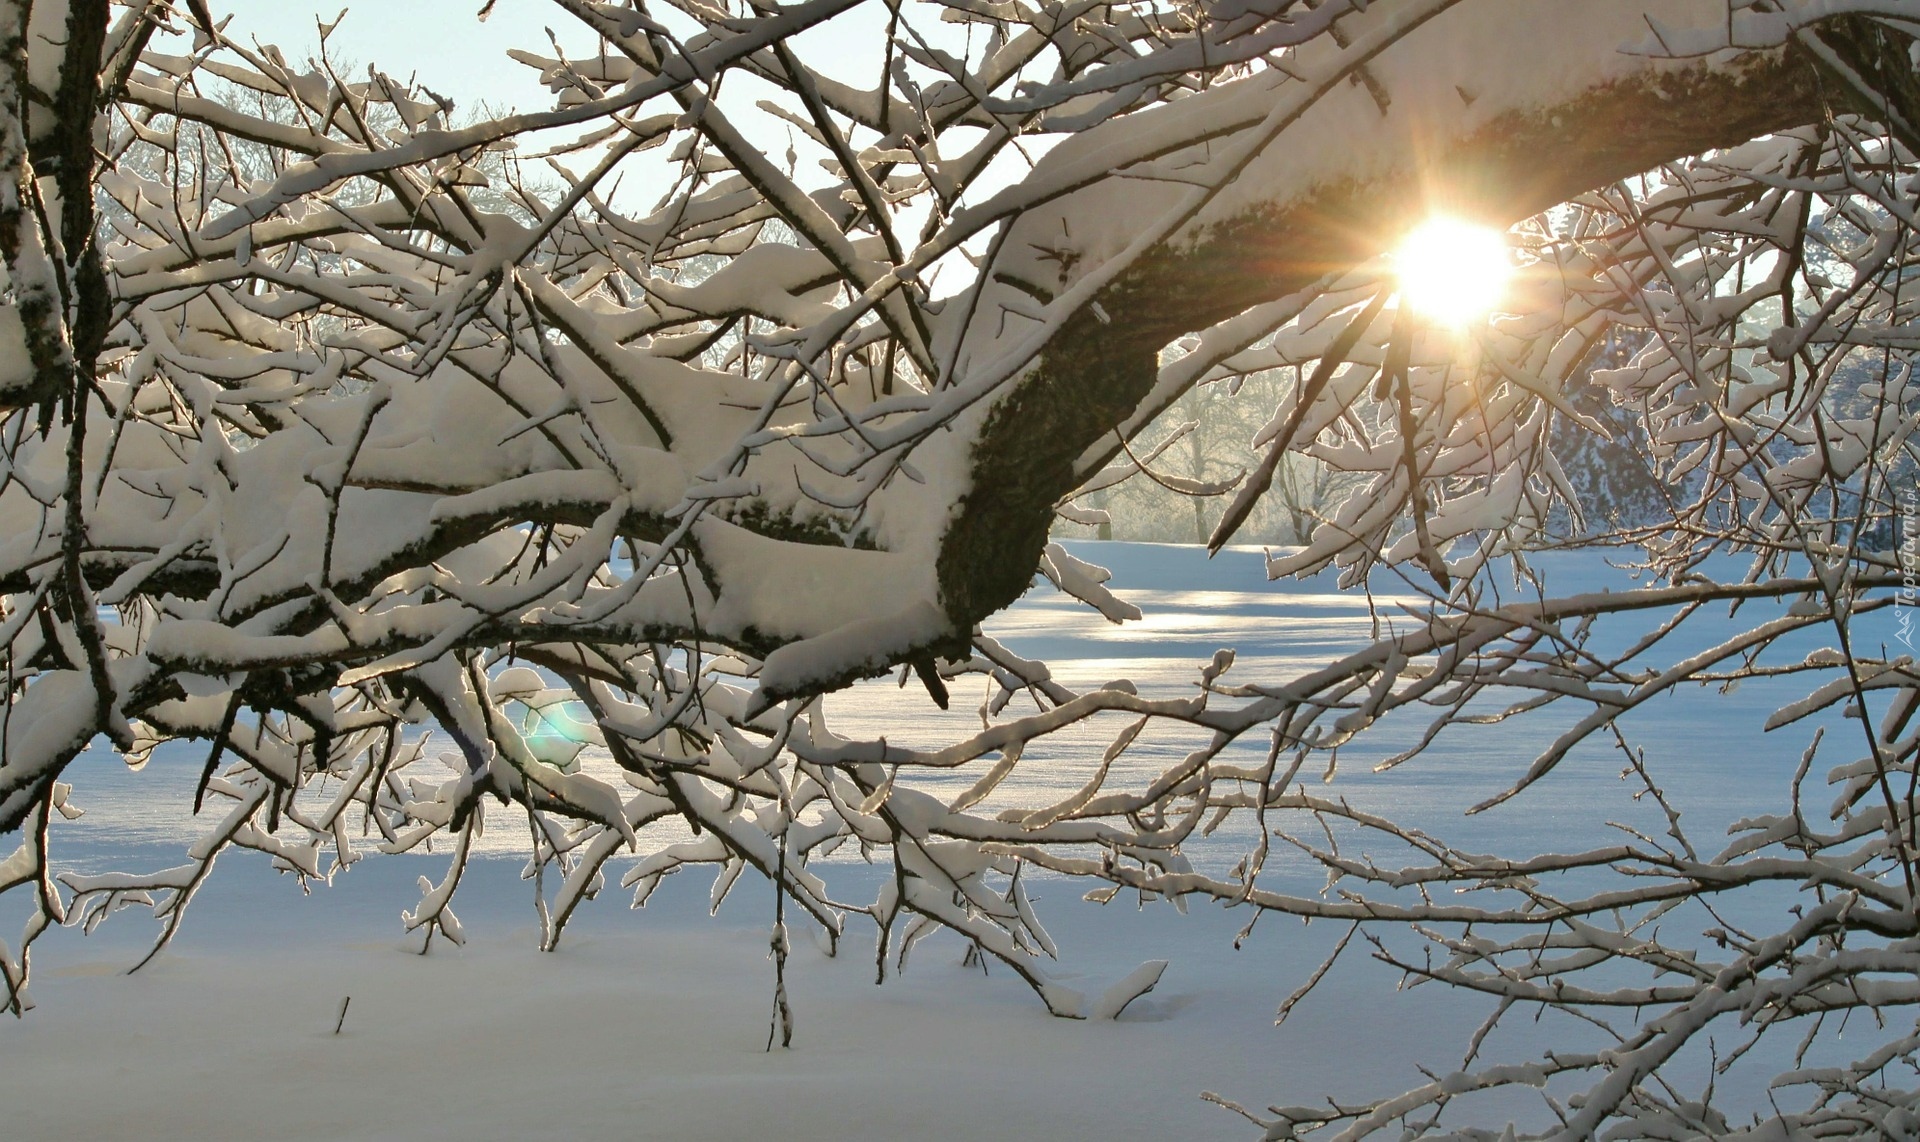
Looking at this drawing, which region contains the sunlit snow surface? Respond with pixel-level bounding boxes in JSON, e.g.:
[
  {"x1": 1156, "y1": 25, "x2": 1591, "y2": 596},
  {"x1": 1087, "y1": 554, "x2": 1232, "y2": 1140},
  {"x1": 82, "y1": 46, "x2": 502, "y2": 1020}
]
[{"x1": 1, "y1": 543, "x2": 1860, "y2": 1140}]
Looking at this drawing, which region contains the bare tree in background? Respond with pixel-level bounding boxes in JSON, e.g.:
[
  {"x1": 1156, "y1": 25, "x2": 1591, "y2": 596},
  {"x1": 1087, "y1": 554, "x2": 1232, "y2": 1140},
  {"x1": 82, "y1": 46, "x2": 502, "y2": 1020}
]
[
  {"x1": 1, "y1": 1, "x2": 1918, "y2": 1136},
  {"x1": 1073, "y1": 360, "x2": 1363, "y2": 545}
]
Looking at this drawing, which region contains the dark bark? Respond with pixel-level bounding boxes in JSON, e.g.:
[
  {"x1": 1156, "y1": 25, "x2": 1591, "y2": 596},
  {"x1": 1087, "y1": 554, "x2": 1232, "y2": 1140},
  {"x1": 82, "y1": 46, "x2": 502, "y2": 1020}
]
[{"x1": 938, "y1": 46, "x2": 1830, "y2": 632}]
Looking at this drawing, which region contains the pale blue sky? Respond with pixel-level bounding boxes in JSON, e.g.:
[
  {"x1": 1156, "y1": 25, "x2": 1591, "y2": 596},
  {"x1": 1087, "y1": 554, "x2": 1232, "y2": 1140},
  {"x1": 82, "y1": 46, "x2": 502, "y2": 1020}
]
[
  {"x1": 190, "y1": 3, "x2": 1009, "y2": 246},
  {"x1": 208, "y1": 1, "x2": 894, "y2": 118},
  {"x1": 211, "y1": 1, "x2": 585, "y2": 116}
]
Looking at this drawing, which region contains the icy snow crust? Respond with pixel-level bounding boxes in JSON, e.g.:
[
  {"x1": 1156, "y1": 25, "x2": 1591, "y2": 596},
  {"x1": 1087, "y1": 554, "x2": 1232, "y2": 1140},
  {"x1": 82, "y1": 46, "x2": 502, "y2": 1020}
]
[{"x1": 1, "y1": 545, "x2": 1863, "y2": 1140}]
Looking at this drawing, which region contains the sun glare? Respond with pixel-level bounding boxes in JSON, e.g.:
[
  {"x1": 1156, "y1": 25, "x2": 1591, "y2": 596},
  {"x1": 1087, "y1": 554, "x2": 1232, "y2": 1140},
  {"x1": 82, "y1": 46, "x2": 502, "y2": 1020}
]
[{"x1": 1393, "y1": 217, "x2": 1513, "y2": 327}]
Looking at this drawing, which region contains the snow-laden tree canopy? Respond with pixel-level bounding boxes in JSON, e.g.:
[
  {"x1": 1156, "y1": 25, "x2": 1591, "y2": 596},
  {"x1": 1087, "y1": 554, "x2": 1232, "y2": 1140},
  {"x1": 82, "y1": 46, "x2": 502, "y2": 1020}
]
[{"x1": 4, "y1": 0, "x2": 1920, "y2": 1136}]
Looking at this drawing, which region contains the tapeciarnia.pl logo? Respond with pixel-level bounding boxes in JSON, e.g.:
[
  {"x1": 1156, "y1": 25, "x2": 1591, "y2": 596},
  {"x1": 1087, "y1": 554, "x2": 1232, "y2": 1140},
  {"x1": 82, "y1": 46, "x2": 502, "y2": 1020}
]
[{"x1": 1901, "y1": 487, "x2": 1918, "y2": 651}]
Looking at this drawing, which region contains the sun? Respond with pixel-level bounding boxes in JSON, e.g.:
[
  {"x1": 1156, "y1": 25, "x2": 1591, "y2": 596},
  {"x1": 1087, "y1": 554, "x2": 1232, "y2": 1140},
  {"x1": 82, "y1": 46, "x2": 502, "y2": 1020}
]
[{"x1": 1392, "y1": 217, "x2": 1513, "y2": 327}]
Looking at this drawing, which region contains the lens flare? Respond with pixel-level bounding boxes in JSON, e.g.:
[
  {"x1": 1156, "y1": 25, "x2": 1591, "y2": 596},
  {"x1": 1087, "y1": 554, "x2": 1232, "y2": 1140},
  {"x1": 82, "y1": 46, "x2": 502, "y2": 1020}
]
[{"x1": 1393, "y1": 217, "x2": 1512, "y2": 327}]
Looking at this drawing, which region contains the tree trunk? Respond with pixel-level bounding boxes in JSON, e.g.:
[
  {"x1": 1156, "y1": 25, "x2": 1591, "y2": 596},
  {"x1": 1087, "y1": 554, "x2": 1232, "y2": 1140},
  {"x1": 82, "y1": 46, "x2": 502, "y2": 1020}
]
[{"x1": 937, "y1": 32, "x2": 1826, "y2": 635}]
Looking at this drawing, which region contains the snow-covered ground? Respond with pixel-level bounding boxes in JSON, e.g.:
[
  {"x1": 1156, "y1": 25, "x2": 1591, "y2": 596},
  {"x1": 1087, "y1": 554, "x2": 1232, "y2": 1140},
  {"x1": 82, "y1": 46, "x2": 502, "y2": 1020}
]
[{"x1": 0, "y1": 542, "x2": 1861, "y2": 1140}]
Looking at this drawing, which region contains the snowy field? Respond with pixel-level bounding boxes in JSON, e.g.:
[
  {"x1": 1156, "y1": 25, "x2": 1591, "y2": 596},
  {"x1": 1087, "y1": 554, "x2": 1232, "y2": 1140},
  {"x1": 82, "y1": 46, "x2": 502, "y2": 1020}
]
[{"x1": 0, "y1": 542, "x2": 1863, "y2": 1140}]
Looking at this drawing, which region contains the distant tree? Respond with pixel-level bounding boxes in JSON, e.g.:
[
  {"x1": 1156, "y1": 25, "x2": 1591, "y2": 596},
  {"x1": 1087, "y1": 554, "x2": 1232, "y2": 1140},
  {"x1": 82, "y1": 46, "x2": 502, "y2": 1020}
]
[
  {"x1": 1, "y1": 2, "x2": 1919, "y2": 1137},
  {"x1": 1542, "y1": 334, "x2": 1667, "y2": 537},
  {"x1": 1062, "y1": 365, "x2": 1358, "y2": 545}
]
